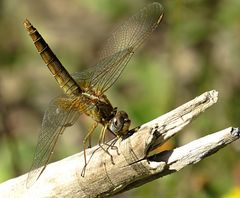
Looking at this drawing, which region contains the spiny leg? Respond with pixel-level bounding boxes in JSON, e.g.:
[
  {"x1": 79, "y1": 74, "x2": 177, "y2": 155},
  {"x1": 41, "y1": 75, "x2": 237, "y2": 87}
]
[
  {"x1": 87, "y1": 122, "x2": 97, "y2": 148},
  {"x1": 98, "y1": 125, "x2": 115, "y2": 164},
  {"x1": 109, "y1": 139, "x2": 119, "y2": 154},
  {"x1": 102, "y1": 132, "x2": 119, "y2": 154},
  {"x1": 81, "y1": 122, "x2": 98, "y2": 177},
  {"x1": 88, "y1": 135, "x2": 92, "y2": 148}
]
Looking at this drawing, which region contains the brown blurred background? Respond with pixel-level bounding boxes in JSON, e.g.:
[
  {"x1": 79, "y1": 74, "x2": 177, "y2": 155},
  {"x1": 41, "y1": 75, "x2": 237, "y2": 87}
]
[{"x1": 0, "y1": 0, "x2": 240, "y2": 197}]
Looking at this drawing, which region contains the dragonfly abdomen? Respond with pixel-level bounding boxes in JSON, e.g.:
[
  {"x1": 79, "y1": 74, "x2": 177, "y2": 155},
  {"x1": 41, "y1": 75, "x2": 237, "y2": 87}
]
[{"x1": 23, "y1": 19, "x2": 82, "y2": 96}]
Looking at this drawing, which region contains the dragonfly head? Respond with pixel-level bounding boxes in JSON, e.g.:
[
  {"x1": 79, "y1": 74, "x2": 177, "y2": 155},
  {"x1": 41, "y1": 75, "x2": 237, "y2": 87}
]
[{"x1": 109, "y1": 110, "x2": 130, "y2": 137}]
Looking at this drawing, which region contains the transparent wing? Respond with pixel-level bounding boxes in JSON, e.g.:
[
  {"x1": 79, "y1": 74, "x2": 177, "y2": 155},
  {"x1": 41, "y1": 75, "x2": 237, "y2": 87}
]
[
  {"x1": 72, "y1": 48, "x2": 133, "y2": 94},
  {"x1": 98, "y1": 2, "x2": 163, "y2": 60},
  {"x1": 73, "y1": 2, "x2": 164, "y2": 94},
  {"x1": 26, "y1": 96, "x2": 80, "y2": 187}
]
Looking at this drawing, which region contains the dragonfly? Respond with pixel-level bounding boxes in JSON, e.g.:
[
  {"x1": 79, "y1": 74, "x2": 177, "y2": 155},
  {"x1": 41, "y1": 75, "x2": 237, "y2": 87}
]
[{"x1": 24, "y1": 2, "x2": 163, "y2": 187}]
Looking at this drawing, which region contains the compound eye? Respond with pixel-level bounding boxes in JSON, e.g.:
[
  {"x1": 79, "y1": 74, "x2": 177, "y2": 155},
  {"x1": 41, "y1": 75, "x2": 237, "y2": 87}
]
[
  {"x1": 112, "y1": 117, "x2": 123, "y2": 132},
  {"x1": 109, "y1": 111, "x2": 130, "y2": 137}
]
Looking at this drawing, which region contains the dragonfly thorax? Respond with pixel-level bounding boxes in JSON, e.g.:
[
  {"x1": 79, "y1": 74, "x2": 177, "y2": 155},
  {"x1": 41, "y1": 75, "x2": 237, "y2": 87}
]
[{"x1": 82, "y1": 93, "x2": 131, "y2": 137}]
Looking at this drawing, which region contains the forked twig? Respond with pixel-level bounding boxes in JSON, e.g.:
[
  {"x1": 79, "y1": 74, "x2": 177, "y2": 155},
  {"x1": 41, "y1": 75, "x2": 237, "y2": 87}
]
[{"x1": 0, "y1": 90, "x2": 239, "y2": 198}]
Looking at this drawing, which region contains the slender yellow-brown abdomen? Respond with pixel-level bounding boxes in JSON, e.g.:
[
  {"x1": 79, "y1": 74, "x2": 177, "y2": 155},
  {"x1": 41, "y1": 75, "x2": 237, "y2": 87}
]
[{"x1": 23, "y1": 19, "x2": 81, "y2": 96}]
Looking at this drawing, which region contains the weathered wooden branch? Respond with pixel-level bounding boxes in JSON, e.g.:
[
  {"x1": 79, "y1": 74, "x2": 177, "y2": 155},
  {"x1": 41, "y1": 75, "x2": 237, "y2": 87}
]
[{"x1": 0, "y1": 90, "x2": 239, "y2": 198}]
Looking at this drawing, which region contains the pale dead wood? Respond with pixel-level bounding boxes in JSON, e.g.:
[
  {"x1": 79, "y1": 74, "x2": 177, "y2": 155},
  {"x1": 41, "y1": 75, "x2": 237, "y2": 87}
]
[{"x1": 0, "y1": 90, "x2": 239, "y2": 198}]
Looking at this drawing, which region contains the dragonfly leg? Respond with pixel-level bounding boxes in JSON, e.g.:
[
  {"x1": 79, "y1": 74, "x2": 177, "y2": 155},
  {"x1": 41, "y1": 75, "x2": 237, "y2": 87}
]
[
  {"x1": 98, "y1": 125, "x2": 115, "y2": 165},
  {"x1": 102, "y1": 136, "x2": 119, "y2": 154},
  {"x1": 81, "y1": 122, "x2": 98, "y2": 177},
  {"x1": 101, "y1": 128, "x2": 119, "y2": 153},
  {"x1": 87, "y1": 123, "x2": 97, "y2": 148},
  {"x1": 109, "y1": 139, "x2": 119, "y2": 155}
]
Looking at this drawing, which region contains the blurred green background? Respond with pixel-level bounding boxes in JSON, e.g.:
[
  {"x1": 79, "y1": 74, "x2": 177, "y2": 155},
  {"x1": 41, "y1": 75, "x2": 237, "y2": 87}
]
[{"x1": 0, "y1": 0, "x2": 240, "y2": 197}]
